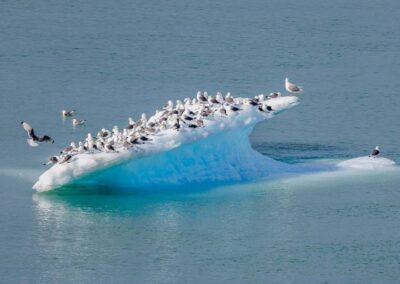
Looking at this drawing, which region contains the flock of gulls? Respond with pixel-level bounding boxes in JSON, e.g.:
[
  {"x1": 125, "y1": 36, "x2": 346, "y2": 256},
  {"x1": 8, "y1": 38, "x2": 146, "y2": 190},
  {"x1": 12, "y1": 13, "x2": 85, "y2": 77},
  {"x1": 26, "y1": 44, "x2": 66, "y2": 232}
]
[{"x1": 20, "y1": 78, "x2": 381, "y2": 167}]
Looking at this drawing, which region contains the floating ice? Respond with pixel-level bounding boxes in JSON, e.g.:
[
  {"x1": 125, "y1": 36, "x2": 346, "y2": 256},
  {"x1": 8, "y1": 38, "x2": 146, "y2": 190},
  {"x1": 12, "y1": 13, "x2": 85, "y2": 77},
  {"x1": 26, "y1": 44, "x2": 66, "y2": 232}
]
[
  {"x1": 337, "y1": 156, "x2": 396, "y2": 170},
  {"x1": 33, "y1": 92, "x2": 397, "y2": 193},
  {"x1": 33, "y1": 95, "x2": 301, "y2": 192}
]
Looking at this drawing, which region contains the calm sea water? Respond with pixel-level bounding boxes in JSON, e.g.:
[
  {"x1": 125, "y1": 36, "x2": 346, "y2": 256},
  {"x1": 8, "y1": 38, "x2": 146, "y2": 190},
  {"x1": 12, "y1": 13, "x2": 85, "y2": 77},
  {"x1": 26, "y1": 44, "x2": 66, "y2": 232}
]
[{"x1": 1, "y1": 0, "x2": 400, "y2": 283}]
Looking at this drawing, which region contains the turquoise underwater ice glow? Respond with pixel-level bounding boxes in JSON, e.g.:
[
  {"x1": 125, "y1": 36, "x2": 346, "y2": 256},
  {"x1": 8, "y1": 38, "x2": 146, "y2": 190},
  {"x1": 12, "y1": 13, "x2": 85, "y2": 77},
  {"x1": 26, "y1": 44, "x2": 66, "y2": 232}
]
[{"x1": 67, "y1": 125, "x2": 318, "y2": 191}]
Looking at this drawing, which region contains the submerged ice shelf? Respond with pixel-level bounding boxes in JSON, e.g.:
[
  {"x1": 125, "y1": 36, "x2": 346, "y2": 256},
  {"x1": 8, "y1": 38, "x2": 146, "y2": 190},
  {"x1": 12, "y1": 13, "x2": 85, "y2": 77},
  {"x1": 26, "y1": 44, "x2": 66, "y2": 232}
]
[{"x1": 33, "y1": 95, "x2": 300, "y2": 192}]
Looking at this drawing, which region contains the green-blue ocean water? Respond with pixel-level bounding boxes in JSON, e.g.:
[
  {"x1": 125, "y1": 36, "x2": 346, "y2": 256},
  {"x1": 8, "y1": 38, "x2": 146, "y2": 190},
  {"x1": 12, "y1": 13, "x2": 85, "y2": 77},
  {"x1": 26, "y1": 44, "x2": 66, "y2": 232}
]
[{"x1": 1, "y1": 0, "x2": 400, "y2": 282}]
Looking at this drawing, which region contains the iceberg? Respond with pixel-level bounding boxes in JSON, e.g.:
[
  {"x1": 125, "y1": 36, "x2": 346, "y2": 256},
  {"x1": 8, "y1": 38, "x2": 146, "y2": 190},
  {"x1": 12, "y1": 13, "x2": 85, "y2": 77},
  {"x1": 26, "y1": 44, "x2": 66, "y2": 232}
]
[
  {"x1": 33, "y1": 95, "x2": 303, "y2": 192},
  {"x1": 33, "y1": 92, "x2": 396, "y2": 193}
]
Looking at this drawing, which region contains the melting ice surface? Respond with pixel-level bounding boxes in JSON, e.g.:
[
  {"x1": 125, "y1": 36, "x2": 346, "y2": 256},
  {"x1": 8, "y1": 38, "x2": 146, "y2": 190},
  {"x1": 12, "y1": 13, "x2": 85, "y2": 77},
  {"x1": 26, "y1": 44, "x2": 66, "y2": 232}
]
[{"x1": 32, "y1": 95, "x2": 396, "y2": 192}]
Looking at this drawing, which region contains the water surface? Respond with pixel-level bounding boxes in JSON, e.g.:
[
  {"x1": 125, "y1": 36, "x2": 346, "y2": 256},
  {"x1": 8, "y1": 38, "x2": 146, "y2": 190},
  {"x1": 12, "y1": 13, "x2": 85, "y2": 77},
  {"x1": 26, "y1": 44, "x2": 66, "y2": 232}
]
[{"x1": 1, "y1": 0, "x2": 400, "y2": 282}]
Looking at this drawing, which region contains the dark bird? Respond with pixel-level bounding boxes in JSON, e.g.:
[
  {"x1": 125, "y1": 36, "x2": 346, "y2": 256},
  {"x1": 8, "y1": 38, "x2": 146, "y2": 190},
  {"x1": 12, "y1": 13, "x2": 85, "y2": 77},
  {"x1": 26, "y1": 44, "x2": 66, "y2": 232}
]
[
  {"x1": 258, "y1": 105, "x2": 274, "y2": 112},
  {"x1": 230, "y1": 106, "x2": 241, "y2": 112},
  {"x1": 182, "y1": 115, "x2": 194, "y2": 121},
  {"x1": 21, "y1": 121, "x2": 54, "y2": 146},
  {"x1": 128, "y1": 137, "x2": 144, "y2": 145},
  {"x1": 173, "y1": 119, "x2": 180, "y2": 131},
  {"x1": 248, "y1": 99, "x2": 258, "y2": 106},
  {"x1": 369, "y1": 146, "x2": 380, "y2": 157}
]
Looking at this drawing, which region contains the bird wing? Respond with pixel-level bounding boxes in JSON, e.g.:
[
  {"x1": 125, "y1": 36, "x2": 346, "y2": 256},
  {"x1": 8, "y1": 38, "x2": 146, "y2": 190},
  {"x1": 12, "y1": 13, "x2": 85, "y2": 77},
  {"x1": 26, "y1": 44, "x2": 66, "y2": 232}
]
[
  {"x1": 22, "y1": 122, "x2": 38, "y2": 141},
  {"x1": 38, "y1": 135, "x2": 54, "y2": 143},
  {"x1": 22, "y1": 122, "x2": 36, "y2": 138},
  {"x1": 22, "y1": 122, "x2": 32, "y2": 132}
]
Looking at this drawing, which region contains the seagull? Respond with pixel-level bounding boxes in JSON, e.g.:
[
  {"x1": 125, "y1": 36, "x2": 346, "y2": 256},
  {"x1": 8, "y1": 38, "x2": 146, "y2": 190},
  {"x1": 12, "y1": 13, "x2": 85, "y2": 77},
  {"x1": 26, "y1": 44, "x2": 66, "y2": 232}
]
[
  {"x1": 196, "y1": 119, "x2": 204, "y2": 127},
  {"x1": 105, "y1": 143, "x2": 117, "y2": 152},
  {"x1": 268, "y1": 92, "x2": 281, "y2": 99},
  {"x1": 72, "y1": 118, "x2": 86, "y2": 126},
  {"x1": 21, "y1": 121, "x2": 54, "y2": 146},
  {"x1": 247, "y1": 99, "x2": 258, "y2": 106},
  {"x1": 285, "y1": 78, "x2": 303, "y2": 93},
  {"x1": 62, "y1": 110, "x2": 75, "y2": 117},
  {"x1": 126, "y1": 117, "x2": 136, "y2": 129},
  {"x1": 43, "y1": 156, "x2": 59, "y2": 165},
  {"x1": 86, "y1": 133, "x2": 95, "y2": 151},
  {"x1": 208, "y1": 96, "x2": 219, "y2": 105},
  {"x1": 219, "y1": 107, "x2": 227, "y2": 116},
  {"x1": 61, "y1": 142, "x2": 77, "y2": 154},
  {"x1": 59, "y1": 154, "x2": 72, "y2": 164},
  {"x1": 369, "y1": 146, "x2": 380, "y2": 158},
  {"x1": 225, "y1": 92, "x2": 234, "y2": 104}
]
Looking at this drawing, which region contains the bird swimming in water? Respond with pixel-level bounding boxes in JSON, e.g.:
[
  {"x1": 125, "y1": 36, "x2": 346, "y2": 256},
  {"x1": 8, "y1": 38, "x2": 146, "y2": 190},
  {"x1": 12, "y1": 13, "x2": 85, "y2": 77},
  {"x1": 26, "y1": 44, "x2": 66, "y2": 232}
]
[
  {"x1": 285, "y1": 78, "x2": 303, "y2": 93},
  {"x1": 21, "y1": 121, "x2": 54, "y2": 146},
  {"x1": 62, "y1": 110, "x2": 75, "y2": 117},
  {"x1": 72, "y1": 118, "x2": 86, "y2": 126},
  {"x1": 369, "y1": 146, "x2": 380, "y2": 158}
]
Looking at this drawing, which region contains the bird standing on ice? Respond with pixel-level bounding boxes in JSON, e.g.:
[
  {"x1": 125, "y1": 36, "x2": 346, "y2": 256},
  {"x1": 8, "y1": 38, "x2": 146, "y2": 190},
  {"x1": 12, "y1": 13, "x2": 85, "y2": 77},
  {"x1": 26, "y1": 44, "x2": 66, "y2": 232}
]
[
  {"x1": 285, "y1": 78, "x2": 303, "y2": 93},
  {"x1": 369, "y1": 146, "x2": 380, "y2": 158},
  {"x1": 21, "y1": 121, "x2": 54, "y2": 146}
]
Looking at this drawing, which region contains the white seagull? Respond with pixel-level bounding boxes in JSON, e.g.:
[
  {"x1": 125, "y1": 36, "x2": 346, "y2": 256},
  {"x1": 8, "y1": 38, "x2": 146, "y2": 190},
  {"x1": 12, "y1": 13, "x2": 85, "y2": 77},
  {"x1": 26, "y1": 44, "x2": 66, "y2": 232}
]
[
  {"x1": 72, "y1": 118, "x2": 86, "y2": 126},
  {"x1": 285, "y1": 78, "x2": 303, "y2": 93},
  {"x1": 21, "y1": 121, "x2": 54, "y2": 146}
]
